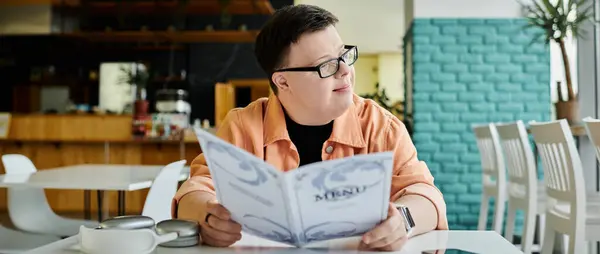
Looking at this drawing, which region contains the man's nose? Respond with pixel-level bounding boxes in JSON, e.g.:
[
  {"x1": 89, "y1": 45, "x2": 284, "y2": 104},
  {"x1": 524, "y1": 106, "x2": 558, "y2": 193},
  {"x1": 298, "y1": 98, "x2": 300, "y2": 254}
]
[{"x1": 335, "y1": 61, "x2": 351, "y2": 78}]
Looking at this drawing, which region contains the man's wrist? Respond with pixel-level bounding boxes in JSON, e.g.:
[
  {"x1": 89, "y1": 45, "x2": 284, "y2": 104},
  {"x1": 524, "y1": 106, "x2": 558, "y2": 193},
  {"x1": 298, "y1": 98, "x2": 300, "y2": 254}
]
[
  {"x1": 393, "y1": 194, "x2": 440, "y2": 236},
  {"x1": 394, "y1": 203, "x2": 415, "y2": 237}
]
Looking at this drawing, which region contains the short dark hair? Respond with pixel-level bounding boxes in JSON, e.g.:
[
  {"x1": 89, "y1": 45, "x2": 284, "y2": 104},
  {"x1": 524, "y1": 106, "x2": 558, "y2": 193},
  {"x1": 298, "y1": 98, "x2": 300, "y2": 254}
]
[{"x1": 254, "y1": 4, "x2": 339, "y2": 94}]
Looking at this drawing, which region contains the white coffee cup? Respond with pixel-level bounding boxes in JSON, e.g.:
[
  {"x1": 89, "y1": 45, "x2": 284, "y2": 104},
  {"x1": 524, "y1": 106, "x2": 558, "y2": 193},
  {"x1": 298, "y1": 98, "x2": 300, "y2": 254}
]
[{"x1": 78, "y1": 225, "x2": 177, "y2": 254}]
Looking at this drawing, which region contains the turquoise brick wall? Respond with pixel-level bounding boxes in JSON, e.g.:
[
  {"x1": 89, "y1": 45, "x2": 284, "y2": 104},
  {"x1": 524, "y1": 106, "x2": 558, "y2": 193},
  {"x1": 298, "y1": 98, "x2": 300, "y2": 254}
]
[{"x1": 406, "y1": 19, "x2": 551, "y2": 231}]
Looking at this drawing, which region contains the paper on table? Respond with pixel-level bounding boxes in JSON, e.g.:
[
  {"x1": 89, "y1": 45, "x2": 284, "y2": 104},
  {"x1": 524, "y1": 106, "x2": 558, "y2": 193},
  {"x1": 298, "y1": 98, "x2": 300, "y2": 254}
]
[{"x1": 194, "y1": 127, "x2": 393, "y2": 247}]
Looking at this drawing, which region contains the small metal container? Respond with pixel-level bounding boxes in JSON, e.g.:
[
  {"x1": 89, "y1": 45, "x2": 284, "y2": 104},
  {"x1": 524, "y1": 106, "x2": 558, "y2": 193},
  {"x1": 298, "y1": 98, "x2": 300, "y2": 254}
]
[
  {"x1": 155, "y1": 219, "x2": 200, "y2": 248},
  {"x1": 155, "y1": 89, "x2": 190, "y2": 114},
  {"x1": 98, "y1": 215, "x2": 156, "y2": 230}
]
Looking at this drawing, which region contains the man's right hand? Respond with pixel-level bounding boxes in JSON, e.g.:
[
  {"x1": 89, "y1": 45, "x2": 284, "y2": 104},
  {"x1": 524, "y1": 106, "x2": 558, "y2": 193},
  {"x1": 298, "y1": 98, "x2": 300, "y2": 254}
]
[{"x1": 200, "y1": 199, "x2": 243, "y2": 247}]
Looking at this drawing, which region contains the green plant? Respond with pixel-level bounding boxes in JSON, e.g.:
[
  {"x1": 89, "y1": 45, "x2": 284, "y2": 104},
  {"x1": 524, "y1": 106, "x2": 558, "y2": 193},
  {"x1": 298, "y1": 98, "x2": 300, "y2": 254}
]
[
  {"x1": 519, "y1": 0, "x2": 596, "y2": 102},
  {"x1": 119, "y1": 63, "x2": 150, "y2": 89},
  {"x1": 360, "y1": 82, "x2": 404, "y2": 116}
]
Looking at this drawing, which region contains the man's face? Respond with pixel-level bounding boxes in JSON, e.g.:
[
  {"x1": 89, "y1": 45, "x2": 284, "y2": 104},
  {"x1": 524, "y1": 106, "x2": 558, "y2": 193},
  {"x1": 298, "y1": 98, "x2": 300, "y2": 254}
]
[{"x1": 273, "y1": 25, "x2": 356, "y2": 123}]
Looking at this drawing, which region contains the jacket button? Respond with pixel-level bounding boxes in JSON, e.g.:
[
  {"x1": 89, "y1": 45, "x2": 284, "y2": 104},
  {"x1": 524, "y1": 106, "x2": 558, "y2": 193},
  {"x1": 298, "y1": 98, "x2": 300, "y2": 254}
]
[{"x1": 325, "y1": 145, "x2": 334, "y2": 154}]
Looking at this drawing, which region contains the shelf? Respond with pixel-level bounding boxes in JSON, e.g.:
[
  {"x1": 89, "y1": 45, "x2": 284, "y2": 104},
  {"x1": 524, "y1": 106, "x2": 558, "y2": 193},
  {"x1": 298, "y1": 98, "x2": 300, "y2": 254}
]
[
  {"x1": 109, "y1": 45, "x2": 185, "y2": 51},
  {"x1": 227, "y1": 78, "x2": 270, "y2": 88},
  {"x1": 64, "y1": 30, "x2": 259, "y2": 43},
  {"x1": 132, "y1": 45, "x2": 185, "y2": 51},
  {"x1": 153, "y1": 76, "x2": 185, "y2": 82},
  {"x1": 51, "y1": 0, "x2": 274, "y2": 15},
  {"x1": 0, "y1": 0, "x2": 71, "y2": 5}
]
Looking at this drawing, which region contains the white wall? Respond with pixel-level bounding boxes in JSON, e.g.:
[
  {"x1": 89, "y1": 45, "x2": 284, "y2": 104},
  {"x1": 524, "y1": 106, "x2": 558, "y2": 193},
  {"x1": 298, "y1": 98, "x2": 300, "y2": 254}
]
[
  {"x1": 353, "y1": 55, "x2": 379, "y2": 96},
  {"x1": 293, "y1": 0, "x2": 405, "y2": 54},
  {"x1": 378, "y1": 54, "x2": 404, "y2": 102},
  {"x1": 353, "y1": 54, "x2": 405, "y2": 102},
  {"x1": 410, "y1": 0, "x2": 527, "y2": 18}
]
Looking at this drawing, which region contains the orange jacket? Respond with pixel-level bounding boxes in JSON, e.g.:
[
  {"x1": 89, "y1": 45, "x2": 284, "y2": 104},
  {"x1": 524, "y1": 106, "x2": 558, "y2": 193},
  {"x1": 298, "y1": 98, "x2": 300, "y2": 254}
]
[{"x1": 172, "y1": 93, "x2": 448, "y2": 230}]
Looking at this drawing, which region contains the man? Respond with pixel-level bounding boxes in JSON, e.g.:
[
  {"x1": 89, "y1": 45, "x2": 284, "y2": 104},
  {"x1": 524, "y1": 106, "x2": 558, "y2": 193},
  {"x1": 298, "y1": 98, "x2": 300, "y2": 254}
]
[{"x1": 172, "y1": 4, "x2": 448, "y2": 252}]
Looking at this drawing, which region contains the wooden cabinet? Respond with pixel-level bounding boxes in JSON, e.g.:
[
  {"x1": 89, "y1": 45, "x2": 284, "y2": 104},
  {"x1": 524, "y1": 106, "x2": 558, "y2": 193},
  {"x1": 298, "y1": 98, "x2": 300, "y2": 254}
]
[
  {"x1": 0, "y1": 114, "x2": 202, "y2": 214},
  {"x1": 214, "y1": 79, "x2": 271, "y2": 127},
  {"x1": 12, "y1": 86, "x2": 40, "y2": 113},
  {"x1": 7, "y1": 114, "x2": 132, "y2": 141}
]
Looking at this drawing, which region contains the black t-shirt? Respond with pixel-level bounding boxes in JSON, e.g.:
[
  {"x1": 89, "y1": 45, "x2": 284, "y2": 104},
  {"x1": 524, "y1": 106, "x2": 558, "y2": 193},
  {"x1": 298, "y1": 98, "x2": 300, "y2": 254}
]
[{"x1": 284, "y1": 110, "x2": 333, "y2": 167}]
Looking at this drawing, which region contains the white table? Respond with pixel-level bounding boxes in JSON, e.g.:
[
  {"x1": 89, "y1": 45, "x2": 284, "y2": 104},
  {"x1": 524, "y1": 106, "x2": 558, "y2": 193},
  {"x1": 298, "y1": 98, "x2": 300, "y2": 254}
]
[
  {"x1": 25, "y1": 230, "x2": 523, "y2": 254},
  {"x1": 0, "y1": 164, "x2": 190, "y2": 220},
  {"x1": 0, "y1": 164, "x2": 190, "y2": 190}
]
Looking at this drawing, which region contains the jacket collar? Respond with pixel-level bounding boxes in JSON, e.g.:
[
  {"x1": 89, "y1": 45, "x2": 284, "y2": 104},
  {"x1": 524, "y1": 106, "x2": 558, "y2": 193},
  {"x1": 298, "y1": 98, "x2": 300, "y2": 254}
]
[{"x1": 263, "y1": 93, "x2": 367, "y2": 148}]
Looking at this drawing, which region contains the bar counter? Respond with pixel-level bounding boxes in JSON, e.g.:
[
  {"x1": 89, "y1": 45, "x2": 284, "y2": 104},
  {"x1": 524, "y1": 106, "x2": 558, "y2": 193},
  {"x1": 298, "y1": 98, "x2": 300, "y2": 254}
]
[{"x1": 0, "y1": 114, "x2": 203, "y2": 214}]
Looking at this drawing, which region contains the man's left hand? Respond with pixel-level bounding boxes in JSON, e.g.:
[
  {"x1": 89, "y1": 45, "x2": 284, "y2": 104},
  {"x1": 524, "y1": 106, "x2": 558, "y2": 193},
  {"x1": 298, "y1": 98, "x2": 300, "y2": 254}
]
[{"x1": 358, "y1": 202, "x2": 409, "y2": 252}]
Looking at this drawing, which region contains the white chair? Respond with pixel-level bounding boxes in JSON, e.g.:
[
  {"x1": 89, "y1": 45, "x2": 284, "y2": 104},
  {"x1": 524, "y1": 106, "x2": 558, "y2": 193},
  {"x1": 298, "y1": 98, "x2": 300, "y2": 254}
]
[
  {"x1": 582, "y1": 116, "x2": 600, "y2": 254},
  {"x1": 472, "y1": 123, "x2": 507, "y2": 234},
  {"x1": 581, "y1": 117, "x2": 600, "y2": 206},
  {"x1": 1, "y1": 154, "x2": 98, "y2": 237},
  {"x1": 530, "y1": 119, "x2": 600, "y2": 254},
  {"x1": 495, "y1": 121, "x2": 544, "y2": 254},
  {"x1": 582, "y1": 117, "x2": 600, "y2": 185},
  {"x1": 141, "y1": 160, "x2": 186, "y2": 222},
  {"x1": 0, "y1": 225, "x2": 60, "y2": 253}
]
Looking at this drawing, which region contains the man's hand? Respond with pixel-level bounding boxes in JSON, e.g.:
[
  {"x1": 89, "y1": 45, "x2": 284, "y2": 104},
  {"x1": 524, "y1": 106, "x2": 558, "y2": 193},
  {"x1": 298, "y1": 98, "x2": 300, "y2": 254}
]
[
  {"x1": 358, "y1": 203, "x2": 409, "y2": 252},
  {"x1": 200, "y1": 199, "x2": 243, "y2": 247}
]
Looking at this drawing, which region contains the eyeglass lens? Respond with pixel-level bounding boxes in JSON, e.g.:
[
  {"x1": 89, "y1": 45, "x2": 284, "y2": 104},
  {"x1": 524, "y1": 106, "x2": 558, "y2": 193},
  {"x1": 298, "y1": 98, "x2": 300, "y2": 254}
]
[{"x1": 319, "y1": 47, "x2": 358, "y2": 77}]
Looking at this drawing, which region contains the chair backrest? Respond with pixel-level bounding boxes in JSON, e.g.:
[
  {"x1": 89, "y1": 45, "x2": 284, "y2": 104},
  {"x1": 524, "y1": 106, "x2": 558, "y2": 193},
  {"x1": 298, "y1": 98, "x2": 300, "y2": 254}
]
[
  {"x1": 495, "y1": 121, "x2": 538, "y2": 198},
  {"x1": 142, "y1": 160, "x2": 186, "y2": 222},
  {"x1": 2, "y1": 154, "x2": 38, "y2": 174},
  {"x1": 582, "y1": 116, "x2": 600, "y2": 162},
  {"x1": 1, "y1": 154, "x2": 58, "y2": 231},
  {"x1": 472, "y1": 123, "x2": 506, "y2": 188},
  {"x1": 529, "y1": 119, "x2": 585, "y2": 209}
]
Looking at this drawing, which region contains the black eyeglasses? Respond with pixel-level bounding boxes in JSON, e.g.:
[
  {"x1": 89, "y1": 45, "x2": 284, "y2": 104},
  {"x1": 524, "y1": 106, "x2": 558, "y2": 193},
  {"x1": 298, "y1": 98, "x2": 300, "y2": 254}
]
[{"x1": 273, "y1": 45, "x2": 358, "y2": 78}]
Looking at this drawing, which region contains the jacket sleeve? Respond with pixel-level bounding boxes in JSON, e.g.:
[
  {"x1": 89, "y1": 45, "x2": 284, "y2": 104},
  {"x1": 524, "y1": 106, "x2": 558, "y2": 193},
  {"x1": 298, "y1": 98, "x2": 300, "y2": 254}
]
[
  {"x1": 171, "y1": 109, "x2": 247, "y2": 218},
  {"x1": 385, "y1": 117, "x2": 449, "y2": 230}
]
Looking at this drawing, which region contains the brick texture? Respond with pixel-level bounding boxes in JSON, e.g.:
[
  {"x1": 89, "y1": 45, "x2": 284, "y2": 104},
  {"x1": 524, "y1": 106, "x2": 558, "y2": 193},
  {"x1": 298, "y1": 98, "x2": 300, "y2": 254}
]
[{"x1": 405, "y1": 19, "x2": 551, "y2": 232}]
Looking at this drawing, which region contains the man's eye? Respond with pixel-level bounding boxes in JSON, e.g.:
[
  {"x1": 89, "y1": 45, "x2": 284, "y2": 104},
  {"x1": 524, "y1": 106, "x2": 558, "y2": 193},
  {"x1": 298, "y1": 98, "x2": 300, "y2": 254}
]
[{"x1": 321, "y1": 61, "x2": 337, "y2": 71}]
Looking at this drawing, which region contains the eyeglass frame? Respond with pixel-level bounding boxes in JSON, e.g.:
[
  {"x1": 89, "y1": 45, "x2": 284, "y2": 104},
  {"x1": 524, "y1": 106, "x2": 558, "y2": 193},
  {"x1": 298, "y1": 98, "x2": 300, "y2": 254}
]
[{"x1": 272, "y1": 45, "x2": 358, "y2": 79}]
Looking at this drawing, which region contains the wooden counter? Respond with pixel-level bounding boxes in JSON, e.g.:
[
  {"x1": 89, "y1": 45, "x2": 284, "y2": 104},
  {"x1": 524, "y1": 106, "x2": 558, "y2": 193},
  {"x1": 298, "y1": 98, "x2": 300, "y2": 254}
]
[
  {"x1": 0, "y1": 114, "x2": 203, "y2": 214},
  {"x1": 214, "y1": 79, "x2": 271, "y2": 127}
]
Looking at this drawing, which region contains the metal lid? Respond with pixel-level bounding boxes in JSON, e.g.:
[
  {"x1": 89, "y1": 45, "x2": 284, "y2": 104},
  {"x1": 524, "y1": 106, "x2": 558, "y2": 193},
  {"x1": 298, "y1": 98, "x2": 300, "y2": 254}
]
[
  {"x1": 98, "y1": 215, "x2": 155, "y2": 230},
  {"x1": 156, "y1": 89, "x2": 188, "y2": 100},
  {"x1": 158, "y1": 235, "x2": 199, "y2": 248},
  {"x1": 155, "y1": 219, "x2": 199, "y2": 237}
]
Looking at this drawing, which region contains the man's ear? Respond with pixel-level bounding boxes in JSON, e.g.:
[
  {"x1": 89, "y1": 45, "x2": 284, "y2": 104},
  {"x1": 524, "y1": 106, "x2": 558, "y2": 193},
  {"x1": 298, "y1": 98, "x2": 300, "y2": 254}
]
[{"x1": 271, "y1": 73, "x2": 289, "y2": 92}]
